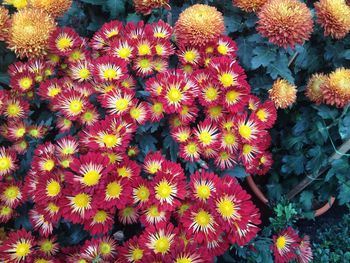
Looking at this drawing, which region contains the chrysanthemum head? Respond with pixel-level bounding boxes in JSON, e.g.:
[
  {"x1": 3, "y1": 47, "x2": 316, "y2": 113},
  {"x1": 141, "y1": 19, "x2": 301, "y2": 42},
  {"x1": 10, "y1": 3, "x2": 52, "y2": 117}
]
[
  {"x1": 305, "y1": 73, "x2": 327, "y2": 104},
  {"x1": 322, "y1": 68, "x2": 350, "y2": 107},
  {"x1": 232, "y1": 0, "x2": 267, "y2": 12},
  {"x1": 28, "y1": 0, "x2": 72, "y2": 17},
  {"x1": 268, "y1": 79, "x2": 297, "y2": 109}
]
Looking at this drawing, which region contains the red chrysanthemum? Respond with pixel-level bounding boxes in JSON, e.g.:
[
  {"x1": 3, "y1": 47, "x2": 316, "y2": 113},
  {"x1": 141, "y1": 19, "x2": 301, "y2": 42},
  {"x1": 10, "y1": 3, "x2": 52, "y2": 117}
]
[
  {"x1": 0, "y1": 147, "x2": 17, "y2": 177},
  {"x1": 92, "y1": 56, "x2": 128, "y2": 83},
  {"x1": 189, "y1": 170, "x2": 221, "y2": 204},
  {"x1": 252, "y1": 100, "x2": 277, "y2": 129},
  {"x1": 29, "y1": 208, "x2": 54, "y2": 237},
  {"x1": 272, "y1": 227, "x2": 300, "y2": 263},
  {"x1": 83, "y1": 208, "x2": 115, "y2": 235},
  {"x1": 297, "y1": 236, "x2": 313, "y2": 263},
  {"x1": 49, "y1": 27, "x2": 83, "y2": 56},
  {"x1": 117, "y1": 236, "x2": 145, "y2": 262},
  {"x1": 257, "y1": 0, "x2": 313, "y2": 48}
]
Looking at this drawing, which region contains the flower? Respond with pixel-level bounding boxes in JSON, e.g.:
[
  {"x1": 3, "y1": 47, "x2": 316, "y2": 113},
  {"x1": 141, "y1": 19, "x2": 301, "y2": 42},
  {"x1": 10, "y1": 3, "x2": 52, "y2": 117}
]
[
  {"x1": 252, "y1": 100, "x2": 277, "y2": 129},
  {"x1": 3, "y1": 0, "x2": 28, "y2": 9},
  {"x1": 322, "y1": 68, "x2": 350, "y2": 108},
  {"x1": 28, "y1": 0, "x2": 72, "y2": 17},
  {"x1": 117, "y1": 236, "x2": 145, "y2": 262},
  {"x1": 257, "y1": 0, "x2": 313, "y2": 48},
  {"x1": 7, "y1": 8, "x2": 56, "y2": 58},
  {"x1": 37, "y1": 236, "x2": 59, "y2": 256},
  {"x1": 297, "y1": 236, "x2": 313, "y2": 263},
  {"x1": 83, "y1": 209, "x2": 114, "y2": 235},
  {"x1": 93, "y1": 56, "x2": 128, "y2": 83},
  {"x1": 0, "y1": 229, "x2": 35, "y2": 262},
  {"x1": 0, "y1": 6, "x2": 10, "y2": 41},
  {"x1": 0, "y1": 147, "x2": 17, "y2": 177},
  {"x1": 232, "y1": 0, "x2": 267, "y2": 12},
  {"x1": 174, "y1": 4, "x2": 225, "y2": 47},
  {"x1": 194, "y1": 119, "x2": 220, "y2": 149},
  {"x1": 305, "y1": 73, "x2": 327, "y2": 104},
  {"x1": 268, "y1": 79, "x2": 297, "y2": 109},
  {"x1": 272, "y1": 227, "x2": 300, "y2": 263},
  {"x1": 133, "y1": 0, "x2": 170, "y2": 15},
  {"x1": 29, "y1": 208, "x2": 54, "y2": 237},
  {"x1": 49, "y1": 27, "x2": 82, "y2": 56},
  {"x1": 315, "y1": 0, "x2": 350, "y2": 39}
]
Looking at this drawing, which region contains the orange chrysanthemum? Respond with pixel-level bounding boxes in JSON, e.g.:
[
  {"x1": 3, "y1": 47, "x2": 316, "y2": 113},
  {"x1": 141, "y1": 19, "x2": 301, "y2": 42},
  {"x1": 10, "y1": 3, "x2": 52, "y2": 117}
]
[
  {"x1": 268, "y1": 79, "x2": 297, "y2": 109},
  {"x1": 0, "y1": 6, "x2": 10, "y2": 41},
  {"x1": 322, "y1": 68, "x2": 350, "y2": 108},
  {"x1": 133, "y1": 0, "x2": 170, "y2": 15},
  {"x1": 232, "y1": 0, "x2": 267, "y2": 12},
  {"x1": 305, "y1": 73, "x2": 327, "y2": 104},
  {"x1": 7, "y1": 8, "x2": 56, "y2": 59},
  {"x1": 315, "y1": 0, "x2": 350, "y2": 39},
  {"x1": 257, "y1": 0, "x2": 313, "y2": 48},
  {"x1": 28, "y1": 0, "x2": 72, "y2": 17},
  {"x1": 174, "y1": 4, "x2": 225, "y2": 47}
]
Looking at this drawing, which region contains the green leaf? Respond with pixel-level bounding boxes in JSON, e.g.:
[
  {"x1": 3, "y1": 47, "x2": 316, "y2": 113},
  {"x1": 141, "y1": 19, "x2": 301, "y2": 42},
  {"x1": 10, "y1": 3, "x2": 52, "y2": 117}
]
[
  {"x1": 338, "y1": 182, "x2": 350, "y2": 205},
  {"x1": 314, "y1": 105, "x2": 338, "y2": 120},
  {"x1": 281, "y1": 155, "x2": 305, "y2": 175},
  {"x1": 325, "y1": 159, "x2": 349, "y2": 181},
  {"x1": 299, "y1": 191, "x2": 313, "y2": 210},
  {"x1": 0, "y1": 73, "x2": 9, "y2": 85},
  {"x1": 266, "y1": 52, "x2": 294, "y2": 83},
  {"x1": 224, "y1": 166, "x2": 248, "y2": 178},
  {"x1": 103, "y1": 0, "x2": 125, "y2": 19},
  {"x1": 80, "y1": 0, "x2": 106, "y2": 5},
  {"x1": 126, "y1": 13, "x2": 142, "y2": 22},
  {"x1": 251, "y1": 45, "x2": 276, "y2": 70},
  {"x1": 339, "y1": 115, "x2": 350, "y2": 140},
  {"x1": 224, "y1": 13, "x2": 243, "y2": 34}
]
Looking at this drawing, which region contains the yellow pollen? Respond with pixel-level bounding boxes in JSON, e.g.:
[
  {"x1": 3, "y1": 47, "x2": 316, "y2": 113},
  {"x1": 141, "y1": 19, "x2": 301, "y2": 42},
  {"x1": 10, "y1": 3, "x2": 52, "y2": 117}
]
[
  {"x1": 224, "y1": 133, "x2": 236, "y2": 145},
  {"x1": 226, "y1": 90, "x2": 239, "y2": 102},
  {"x1": 47, "y1": 202, "x2": 59, "y2": 213},
  {"x1": 155, "y1": 45, "x2": 163, "y2": 55},
  {"x1": 117, "y1": 167, "x2": 130, "y2": 178},
  {"x1": 239, "y1": 125, "x2": 252, "y2": 139},
  {"x1": 195, "y1": 210, "x2": 211, "y2": 226},
  {"x1": 0, "y1": 206, "x2": 12, "y2": 215},
  {"x1": 7, "y1": 104, "x2": 21, "y2": 117},
  {"x1": 102, "y1": 134, "x2": 118, "y2": 148},
  {"x1": 199, "y1": 131, "x2": 212, "y2": 145},
  {"x1": 167, "y1": 87, "x2": 182, "y2": 103},
  {"x1": 115, "y1": 98, "x2": 129, "y2": 112},
  {"x1": 156, "y1": 181, "x2": 172, "y2": 199},
  {"x1": 73, "y1": 193, "x2": 90, "y2": 208},
  {"x1": 82, "y1": 170, "x2": 101, "y2": 186},
  {"x1": 78, "y1": 68, "x2": 90, "y2": 80},
  {"x1": 219, "y1": 73, "x2": 235, "y2": 87},
  {"x1": 178, "y1": 132, "x2": 189, "y2": 142},
  {"x1": 130, "y1": 107, "x2": 141, "y2": 119},
  {"x1": 48, "y1": 87, "x2": 61, "y2": 97},
  {"x1": 217, "y1": 198, "x2": 235, "y2": 218},
  {"x1": 46, "y1": 181, "x2": 61, "y2": 197},
  {"x1": 148, "y1": 163, "x2": 161, "y2": 174},
  {"x1": 196, "y1": 185, "x2": 211, "y2": 199},
  {"x1": 139, "y1": 58, "x2": 150, "y2": 69},
  {"x1": 99, "y1": 243, "x2": 111, "y2": 255},
  {"x1": 16, "y1": 128, "x2": 26, "y2": 137},
  {"x1": 40, "y1": 240, "x2": 53, "y2": 253},
  {"x1": 94, "y1": 210, "x2": 108, "y2": 223},
  {"x1": 106, "y1": 181, "x2": 122, "y2": 198},
  {"x1": 70, "y1": 50, "x2": 82, "y2": 61},
  {"x1": 57, "y1": 37, "x2": 72, "y2": 51},
  {"x1": 69, "y1": 100, "x2": 83, "y2": 114},
  {"x1": 132, "y1": 248, "x2": 143, "y2": 260},
  {"x1": 256, "y1": 109, "x2": 267, "y2": 121},
  {"x1": 153, "y1": 102, "x2": 163, "y2": 113},
  {"x1": 176, "y1": 258, "x2": 192, "y2": 263},
  {"x1": 149, "y1": 206, "x2": 160, "y2": 217},
  {"x1": 43, "y1": 159, "x2": 55, "y2": 171},
  {"x1": 217, "y1": 44, "x2": 228, "y2": 55},
  {"x1": 136, "y1": 186, "x2": 150, "y2": 201},
  {"x1": 184, "y1": 51, "x2": 196, "y2": 62},
  {"x1": 19, "y1": 77, "x2": 32, "y2": 90},
  {"x1": 205, "y1": 87, "x2": 218, "y2": 101},
  {"x1": 107, "y1": 30, "x2": 118, "y2": 38},
  {"x1": 154, "y1": 237, "x2": 170, "y2": 254},
  {"x1": 243, "y1": 144, "x2": 253, "y2": 155},
  {"x1": 103, "y1": 68, "x2": 118, "y2": 80},
  {"x1": 186, "y1": 143, "x2": 197, "y2": 154},
  {"x1": 276, "y1": 236, "x2": 287, "y2": 250},
  {"x1": 138, "y1": 44, "x2": 151, "y2": 56},
  {"x1": 15, "y1": 242, "x2": 31, "y2": 258},
  {"x1": 154, "y1": 32, "x2": 166, "y2": 38},
  {"x1": 0, "y1": 157, "x2": 11, "y2": 171},
  {"x1": 117, "y1": 47, "x2": 131, "y2": 59}
]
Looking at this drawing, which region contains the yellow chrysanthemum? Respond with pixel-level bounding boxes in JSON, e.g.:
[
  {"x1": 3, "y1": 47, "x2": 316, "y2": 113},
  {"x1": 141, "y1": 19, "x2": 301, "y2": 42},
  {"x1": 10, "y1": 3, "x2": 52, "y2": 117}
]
[
  {"x1": 257, "y1": 0, "x2": 313, "y2": 48},
  {"x1": 232, "y1": 0, "x2": 267, "y2": 12},
  {"x1": 7, "y1": 8, "x2": 56, "y2": 59},
  {"x1": 0, "y1": 7, "x2": 10, "y2": 41},
  {"x1": 28, "y1": 0, "x2": 72, "y2": 17},
  {"x1": 322, "y1": 68, "x2": 350, "y2": 108},
  {"x1": 305, "y1": 73, "x2": 327, "y2": 104},
  {"x1": 4, "y1": 0, "x2": 28, "y2": 9},
  {"x1": 174, "y1": 4, "x2": 225, "y2": 47},
  {"x1": 315, "y1": 0, "x2": 350, "y2": 39},
  {"x1": 268, "y1": 79, "x2": 297, "y2": 109}
]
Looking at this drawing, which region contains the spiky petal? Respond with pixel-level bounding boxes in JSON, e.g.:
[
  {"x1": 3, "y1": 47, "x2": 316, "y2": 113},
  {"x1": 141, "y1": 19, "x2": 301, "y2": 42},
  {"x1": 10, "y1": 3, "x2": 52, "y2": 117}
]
[{"x1": 268, "y1": 79, "x2": 297, "y2": 109}]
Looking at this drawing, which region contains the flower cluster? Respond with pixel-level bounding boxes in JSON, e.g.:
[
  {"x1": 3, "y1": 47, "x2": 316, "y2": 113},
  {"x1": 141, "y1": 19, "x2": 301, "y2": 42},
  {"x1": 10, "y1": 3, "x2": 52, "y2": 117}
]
[
  {"x1": 133, "y1": 0, "x2": 170, "y2": 15},
  {"x1": 306, "y1": 68, "x2": 350, "y2": 108},
  {"x1": 0, "y1": 14, "x2": 274, "y2": 262},
  {"x1": 272, "y1": 227, "x2": 313, "y2": 263}
]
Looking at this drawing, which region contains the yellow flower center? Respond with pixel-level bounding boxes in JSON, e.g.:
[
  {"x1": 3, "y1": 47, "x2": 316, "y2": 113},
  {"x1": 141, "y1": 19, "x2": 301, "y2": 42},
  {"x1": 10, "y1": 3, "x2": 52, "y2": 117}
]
[
  {"x1": 138, "y1": 44, "x2": 151, "y2": 56},
  {"x1": 19, "y1": 77, "x2": 32, "y2": 90},
  {"x1": 184, "y1": 51, "x2": 196, "y2": 62},
  {"x1": 73, "y1": 193, "x2": 90, "y2": 208},
  {"x1": 99, "y1": 242, "x2": 111, "y2": 255},
  {"x1": 154, "y1": 237, "x2": 170, "y2": 254},
  {"x1": 35, "y1": 259, "x2": 49, "y2": 263},
  {"x1": 217, "y1": 44, "x2": 228, "y2": 55},
  {"x1": 139, "y1": 58, "x2": 150, "y2": 69},
  {"x1": 69, "y1": 100, "x2": 83, "y2": 114},
  {"x1": 4, "y1": 186, "x2": 19, "y2": 199},
  {"x1": 82, "y1": 170, "x2": 101, "y2": 186},
  {"x1": 106, "y1": 181, "x2": 122, "y2": 198},
  {"x1": 57, "y1": 37, "x2": 72, "y2": 51},
  {"x1": 223, "y1": 133, "x2": 236, "y2": 145},
  {"x1": 7, "y1": 104, "x2": 21, "y2": 117},
  {"x1": 70, "y1": 50, "x2": 82, "y2": 61},
  {"x1": 132, "y1": 248, "x2": 143, "y2": 260},
  {"x1": 47, "y1": 202, "x2": 59, "y2": 213},
  {"x1": 46, "y1": 181, "x2": 61, "y2": 197},
  {"x1": 115, "y1": 98, "x2": 129, "y2": 112},
  {"x1": 40, "y1": 240, "x2": 53, "y2": 253},
  {"x1": 0, "y1": 206, "x2": 12, "y2": 215},
  {"x1": 196, "y1": 185, "x2": 211, "y2": 200},
  {"x1": 155, "y1": 181, "x2": 172, "y2": 199},
  {"x1": 226, "y1": 90, "x2": 239, "y2": 102},
  {"x1": 239, "y1": 125, "x2": 252, "y2": 139},
  {"x1": 117, "y1": 167, "x2": 130, "y2": 178},
  {"x1": 147, "y1": 163, "x2": 161, "y2": 174},
  {"x1": 186, "y1": 143, "x2": 197, "y2": 154},
  {"x1": 217, "y1": 198, "x2": 235, "y2": 218},
  {"x1": 154, "y1": 32, "x2": 166, "y2": 38},
  {"x1": 178, "y1": 132, "x2": 189, "y2": 142},
  {"x1": 136, "y1": 186, "x2": 150, "y2": 201},
  {"x1": 102, "y1": 134, "x2": 118, "y2": 148},
  {"x1": 29, "y1": 129, "x2": 39, "y2": 137},
  {"x1": 103, "y1": 68, "x2": 118, "y2": 80},
  {"x1": 0, "y1": 157, "x2": 11, "y2": 171},
  {"x1": 155, "y1": 45, "x2": 164, "y2": 55},
  {"x1": 205, "y1": 87, "x2": 218, "y2": 101},
  {"x1": 256, "y1": 109, "x2": 267, "y2": 122},
  {"x1": 12, "y1": 0, "x2": 28, "y2": 9},
  {"x1": 176, "y1": 258, "x2": 192, "y2": 263},
  {"x1": 276, "y1": 236, "x2": 286, "y2": 250},
  {"x1": 78, "y1": 68, "x2": 90, "y2": 80},
  {"x1": 43, "y1": 159, "x2": 55, "y2": 171},
  {"x1": 199, "y1": 131, "x2": 212, "y2": 145},
  {"x1": 130, "y1": 108, "x2": 141, "y2": 119},
  {"x1": 94, "y1": 210, "x2": 108, "y2": 223},
  {"x1": 195, "y1": 210, "x2": 211, "y2": 227},
  {"x1": 48, "y1": 87, "x2": 61, "y2": 97},
  {"x1": 117, "y1": 47, "x2": 131, "y2": 59},
  {"x1": 167, "y1": 87, "x2": 182, "y2": 103},
  {"x1": 83, "y1": 112, "x2": 93, "y2": 121},
  {"x1": 149, "y1": 206, "x2": 160, "y2": 217},
  {"x1": 152, "y1": 102, "x2": 163, "y2": 113},
  {"x1": 15, "y1": 242, "x2": 31, "y2": 258},
  {"x1": 219, "y1": 73, "x2": 235, "y2": 87},
  {"x1": 208, "y1": 106, "x2": 222, "y2": 117},
  {"x1": 16, "y1": 128, "x2": 26, "y2": 137},
  {"x1": 243, "y1": 144, "x2": 253, "y2": 155}
]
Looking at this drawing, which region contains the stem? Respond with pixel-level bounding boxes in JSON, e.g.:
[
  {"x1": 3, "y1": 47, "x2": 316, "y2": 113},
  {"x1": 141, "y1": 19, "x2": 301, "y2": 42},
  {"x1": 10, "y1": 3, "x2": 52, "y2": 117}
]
[{"x1": 288, "y1": 52, "x2": 299, "y2": 68}]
